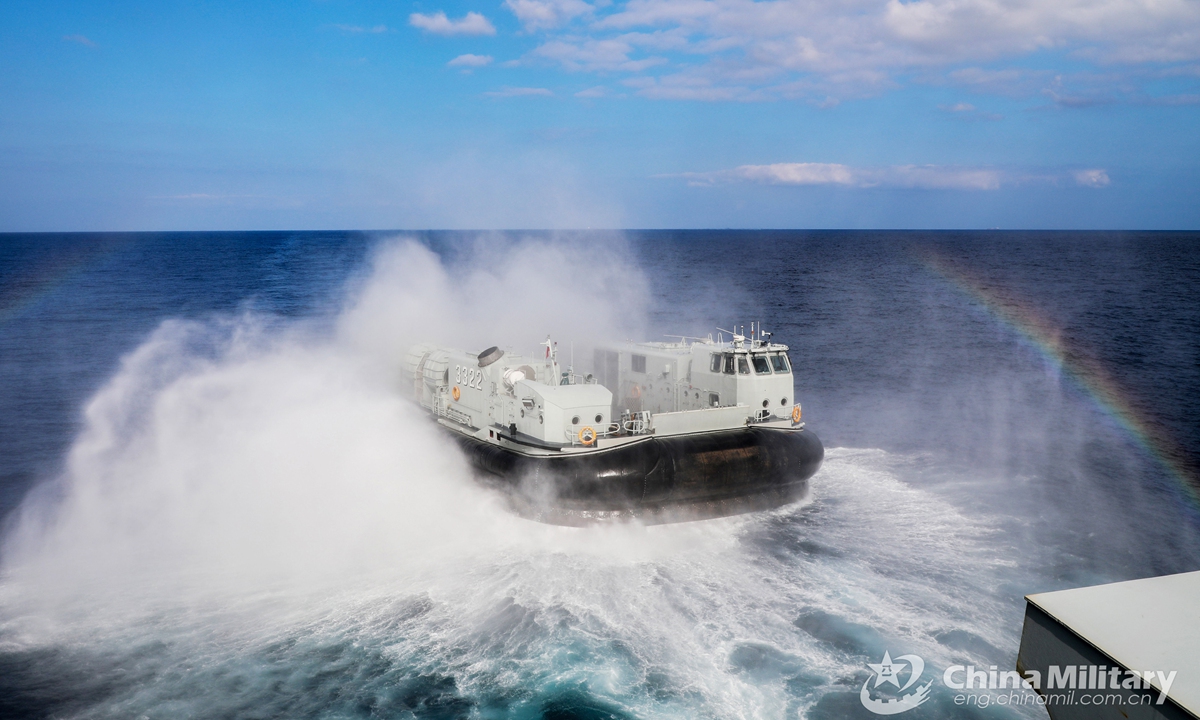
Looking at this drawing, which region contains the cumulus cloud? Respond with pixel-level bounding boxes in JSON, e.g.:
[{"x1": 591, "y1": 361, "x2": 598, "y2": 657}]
[
  {"x1": 511, "y1": 0, "x2": 1200, "y2": 101},
  {"x1": 882, "y1": 0, "x2": 1200, "y2": 64},
  {"x1": 504, "y1": 0, "x2": 595, "y2": 31},
  {"x1": 674, "y1": 162, "x2": 1113, "y2": 190},
  {"x1": 409, "y1": 11, "x2": 497, "y2": 36},
  {"x1": 449, "y1": 54, "x2": 494, "y2": 67},
  {"x1": 484, "y1": 86, "x2": 555, "y2": 97}
]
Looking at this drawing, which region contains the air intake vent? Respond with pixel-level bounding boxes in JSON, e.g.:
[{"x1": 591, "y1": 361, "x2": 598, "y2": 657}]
[{"x1": 477, "y1": 346, "x2": 504, "y2": 367}]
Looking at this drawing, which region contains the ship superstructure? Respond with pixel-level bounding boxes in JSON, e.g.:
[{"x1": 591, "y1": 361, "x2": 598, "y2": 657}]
[{"x1": 592, "y1": 330, "x2": 799, "y2": 425}]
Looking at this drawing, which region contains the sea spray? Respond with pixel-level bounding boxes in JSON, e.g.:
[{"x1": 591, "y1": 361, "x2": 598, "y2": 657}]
[{"x1": 0, "y1": 235, "x2": 658, "y2": 605}]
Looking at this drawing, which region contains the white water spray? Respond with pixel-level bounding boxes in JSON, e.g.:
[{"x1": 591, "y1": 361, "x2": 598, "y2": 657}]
[{"x1": 0, "y1": 236, "x2": 690, "y2": 607}]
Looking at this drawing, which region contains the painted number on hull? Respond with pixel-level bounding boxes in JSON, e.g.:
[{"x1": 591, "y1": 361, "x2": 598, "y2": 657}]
[{"x1": 455, "y1": 365, "x2": 483, "y2": 390}]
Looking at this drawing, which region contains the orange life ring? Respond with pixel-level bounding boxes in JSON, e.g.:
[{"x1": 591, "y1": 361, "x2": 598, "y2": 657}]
[
  {"x1": 791, "y1": 404, "x2": 802, "y2": 423},
  {"x1": 630, "y1": 384, "x2": 642, "y2": 399},
  {"x1": 578, "y1": 426, "x2": 597, "y2": 446},
  {"x1": 452, "y1": 386, "x2": 461, "y2": 401}
]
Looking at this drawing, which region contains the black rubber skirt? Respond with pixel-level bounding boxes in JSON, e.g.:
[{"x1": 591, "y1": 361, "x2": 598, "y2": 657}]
[{"x1": 450, "y1": 426, "x2": 824, "y2": 525}]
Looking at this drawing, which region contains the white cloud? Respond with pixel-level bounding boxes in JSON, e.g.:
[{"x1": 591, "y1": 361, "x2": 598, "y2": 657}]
[
  {"x1": 484, "y1": 86, "x2": 555, "y2": 97},
  {"x1": 875, "y1": 165, "x2": 1004, "y2": 190},
  {"x1": 943, "y1": 67, "x2": 1044, "y2": 96},
  {"x1": 672, "y1": 162, "x2": 1118, "y2": 190},
  {"x1": 1073, "y1": 169, "x2": 1111, "y2": 187},
  {"x1": 409, "y1": 11, "x2": 497, "y2": 36},
  {"x1": 516, "y1": 0, "x2": 1200, "y2": 101},
  {"x1": 504, "y1": 0, "x2": 595, "y2": 31},
  {"x1": 731, "y1": 163, "x2": 858, "y2": 186},
  {"x1": 449, "y1": 54, "x2": 494, "y2": 67},
  {"x1": 885, "y1": 0, "x2": 1200, "y2": 64},
  {"x1": 575, "y1": 85, "x2": 610, "y2": 97},
  {"x1": 623, "y1": 72, "x2": 755, "y2": 101},
  {"x1": 534, "y1": 37, "x2": 668, "y2": 71}
]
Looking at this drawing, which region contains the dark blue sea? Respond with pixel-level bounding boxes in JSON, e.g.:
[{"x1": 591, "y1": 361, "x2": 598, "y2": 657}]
[{"x1": 1, "y1": 231, "x2": 1198, "y2": 720}]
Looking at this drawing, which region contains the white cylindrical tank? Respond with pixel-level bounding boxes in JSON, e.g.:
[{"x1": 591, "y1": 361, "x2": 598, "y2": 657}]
[
  {"x1": 421, "y1": 350, "x2": 451, "y2": 390},
  {"x1": 503, "y1": 368, "x2": 526, "y2": 390}
]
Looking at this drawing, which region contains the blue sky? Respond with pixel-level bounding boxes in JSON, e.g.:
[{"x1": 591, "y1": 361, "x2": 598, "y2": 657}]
[{"x1": 1, "y1": 0, "x2": 1198, "y2": 230}]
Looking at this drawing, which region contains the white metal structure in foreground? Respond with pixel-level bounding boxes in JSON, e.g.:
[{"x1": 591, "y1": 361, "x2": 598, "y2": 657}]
[{"x1": 1017, "y1": 570, "x2": 1200, "y2": 720}]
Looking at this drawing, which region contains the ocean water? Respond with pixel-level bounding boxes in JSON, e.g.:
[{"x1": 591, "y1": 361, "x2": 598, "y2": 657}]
[{"x1": 0, "y1": 230, "x2": 1198, "y2": 719}]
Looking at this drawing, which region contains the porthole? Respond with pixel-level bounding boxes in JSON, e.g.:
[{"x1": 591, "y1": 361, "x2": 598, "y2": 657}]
[
  {"x1": 781, "y1": 397, "x2": 788, "y2": 406},
  {"x1": 762, "y1": 399, "x2": 769, "y2": 408},
  {"x1": 520, "y1": 409, "x2": 525, "y2": 417},
  {"x1": 572, "y1": 415, "x2": 580, "y2": 425},
  {"x1": 595, "y1": 414, "x2": 603, "y2": 423}
]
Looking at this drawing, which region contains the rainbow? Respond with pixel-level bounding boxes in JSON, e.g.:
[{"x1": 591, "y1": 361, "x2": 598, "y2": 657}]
[
  {"x1": 920, "y1": 249, "x2": 1199, "y2": 508},
  {"x1": 0, "y1": 237, "x2": 122, "y2": 326}
]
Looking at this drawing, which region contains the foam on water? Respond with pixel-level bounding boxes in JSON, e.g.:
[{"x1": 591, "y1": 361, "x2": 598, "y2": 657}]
[{"x1": 0, "y1": 442, "x2": 1035, "y2": 718}]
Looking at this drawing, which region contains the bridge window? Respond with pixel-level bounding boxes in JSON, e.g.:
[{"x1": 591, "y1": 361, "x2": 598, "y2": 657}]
[
  {"x1": 752, "y1": 355, "x2": 771, "y2": 374},
  {"x1": 710, "y1": 353, "x2": 722, "y2": 373},
  {"x1": 723, "y1": 354, "x2": 736, "y2": 374},
  {"x1": 631, "y1": 354, "x2": 646, "y2": 373},
  {"x1": 737, "y1": 357, "x2": 750, "y2": 375},
  {"x1": 771, "y1": 354, "x2": 791, "y2": 374}
]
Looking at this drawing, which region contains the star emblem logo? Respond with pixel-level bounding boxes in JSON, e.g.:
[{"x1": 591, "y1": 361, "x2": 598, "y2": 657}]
[
  {"x1": 860, "y1": 650, "x2": 933, "y2": 715},
  {"x1": 868, "y1": 650, "x2": 906, "y2": 688}
]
